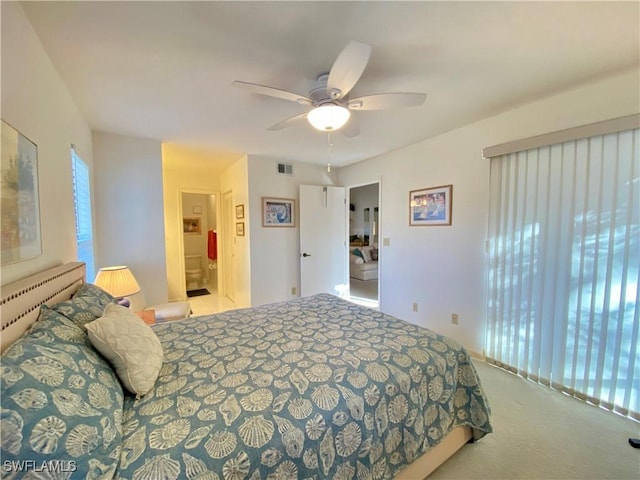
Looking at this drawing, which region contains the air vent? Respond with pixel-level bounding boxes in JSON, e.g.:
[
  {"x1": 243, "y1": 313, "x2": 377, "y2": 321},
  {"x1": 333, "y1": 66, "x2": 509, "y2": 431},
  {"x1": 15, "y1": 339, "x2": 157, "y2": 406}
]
[{"x1": 276, "y1": 162, "x2": 293, "y2": 176}]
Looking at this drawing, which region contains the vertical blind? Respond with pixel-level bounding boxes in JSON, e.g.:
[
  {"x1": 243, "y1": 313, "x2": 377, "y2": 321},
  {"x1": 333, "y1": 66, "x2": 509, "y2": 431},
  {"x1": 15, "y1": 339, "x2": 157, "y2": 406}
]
[
  {"x1": 486, "y1": 126, "x2": 639, "y2": 420},
  {"x1": 71, "y1": 148, "x2": 96, "y2": 282}
]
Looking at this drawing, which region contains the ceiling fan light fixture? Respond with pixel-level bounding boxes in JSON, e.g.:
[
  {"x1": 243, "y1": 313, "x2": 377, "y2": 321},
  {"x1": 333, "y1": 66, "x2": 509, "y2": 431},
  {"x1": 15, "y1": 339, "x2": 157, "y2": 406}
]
[{"x1": 307, "y1": 105, "x2": 351, "y2": 131}]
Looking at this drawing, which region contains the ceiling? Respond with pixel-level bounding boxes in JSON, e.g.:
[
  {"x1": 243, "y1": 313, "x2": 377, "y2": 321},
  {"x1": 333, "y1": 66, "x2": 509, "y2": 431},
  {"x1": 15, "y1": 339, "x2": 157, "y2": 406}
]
[{"x1": 20, "y1": 1, "x2": 639, "y2": 168}]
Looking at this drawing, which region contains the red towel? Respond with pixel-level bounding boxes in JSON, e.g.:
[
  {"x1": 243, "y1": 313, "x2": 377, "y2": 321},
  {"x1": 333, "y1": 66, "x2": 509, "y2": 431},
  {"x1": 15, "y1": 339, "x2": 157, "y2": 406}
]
[{"x1": 208, "y1": 230, "x2": 217, "y2": 261}]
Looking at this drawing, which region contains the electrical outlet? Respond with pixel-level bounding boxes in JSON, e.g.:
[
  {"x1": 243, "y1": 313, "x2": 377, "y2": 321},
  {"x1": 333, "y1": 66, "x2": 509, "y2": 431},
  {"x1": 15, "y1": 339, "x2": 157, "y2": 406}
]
[
  {"x1": 451, "y1": 313, "x2": 459, "y2": 325},
  {"x1": 412, "y1": 302, "x2": 419, "y2": 312},
  {"x1": 291, "y1": 287, "x2": 297, "y2": 295}
]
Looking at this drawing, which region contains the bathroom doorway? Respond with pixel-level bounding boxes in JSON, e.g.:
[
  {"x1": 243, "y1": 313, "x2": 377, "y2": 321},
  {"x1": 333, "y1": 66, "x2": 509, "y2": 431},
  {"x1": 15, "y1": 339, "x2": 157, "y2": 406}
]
[
  {"x1": 181, "y1": 191, "x2": 232, "y2": 315},
  {"x1": 347, "y1": 183, "x2": 380, "y2": 308},
  {"x1": 181, "y1": 192, "x2": 219, "y2": 298}
]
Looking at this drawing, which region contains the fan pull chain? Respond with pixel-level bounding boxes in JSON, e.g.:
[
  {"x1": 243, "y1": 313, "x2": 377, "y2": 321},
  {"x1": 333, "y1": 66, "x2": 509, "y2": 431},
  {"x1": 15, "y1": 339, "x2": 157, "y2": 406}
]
[{"x1": 327, "y1": 132, "x2": 333, "y2": 173}]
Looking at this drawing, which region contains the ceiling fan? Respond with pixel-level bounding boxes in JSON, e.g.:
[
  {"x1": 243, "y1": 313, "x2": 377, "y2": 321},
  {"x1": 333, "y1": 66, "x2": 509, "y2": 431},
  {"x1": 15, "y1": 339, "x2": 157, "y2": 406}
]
[{"x1": 232, "y1": 41, "x2": 426, "y2": 137}]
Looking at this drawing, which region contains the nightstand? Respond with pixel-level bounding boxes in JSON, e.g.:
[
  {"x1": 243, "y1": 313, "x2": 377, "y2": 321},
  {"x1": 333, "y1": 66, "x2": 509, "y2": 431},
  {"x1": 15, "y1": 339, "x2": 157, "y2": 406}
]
[{"x1": 136, "y1": 309, "x2": 156, "y2": 325}]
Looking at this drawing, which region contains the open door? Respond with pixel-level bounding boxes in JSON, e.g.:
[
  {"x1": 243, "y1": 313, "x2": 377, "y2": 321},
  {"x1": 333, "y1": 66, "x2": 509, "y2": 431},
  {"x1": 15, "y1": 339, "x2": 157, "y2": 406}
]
[
  {"x1": 299, "y1": 185, "x2": 347, "y2": 297},
  {"x1": 221, "y1": 190, "x2": 235, "y2": 302}
]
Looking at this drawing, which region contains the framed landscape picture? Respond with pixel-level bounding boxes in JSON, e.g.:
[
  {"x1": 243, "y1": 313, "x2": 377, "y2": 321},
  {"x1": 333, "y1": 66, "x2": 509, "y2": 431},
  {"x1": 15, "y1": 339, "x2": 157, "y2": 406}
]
[
  {"x1": 409, "y1": 184, "x2": 453, "y2": 226},
  {"x1": 1, "y1": 120, "x2": 42, "y2": 264},
  {"x1": 262, "y1": 197, "x2": 295, "y2": 227}
]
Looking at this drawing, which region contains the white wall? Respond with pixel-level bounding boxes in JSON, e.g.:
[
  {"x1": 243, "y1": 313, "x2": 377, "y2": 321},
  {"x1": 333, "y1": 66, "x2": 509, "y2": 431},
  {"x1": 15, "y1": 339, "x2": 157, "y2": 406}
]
[
  {"x1": 247, "y1": 156, "x2": 338, "y2": 306},
  {"x1": 338, "y1": 69, "x2": 640, "y2": 355},
  {"x1": 182, "y1": 193, "x2": 210, "y2": 256},
  {"x1": 0, "y1": 2, "x2": 93, "y2": 285},
  {"x1": 92, "y1": 131, "x2": 167, "y2": 309}
]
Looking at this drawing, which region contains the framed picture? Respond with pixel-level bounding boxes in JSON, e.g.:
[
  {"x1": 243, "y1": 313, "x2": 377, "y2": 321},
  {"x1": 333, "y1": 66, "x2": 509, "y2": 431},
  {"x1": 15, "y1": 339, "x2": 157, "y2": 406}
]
[
  {"x1": 1, "y1": 120, "x2": 42, "y2": 265},
  {"x1": 236, "y1": 222, "x2": 245, "y2": 236},
  {"x1": 409, "y1": 184, "x2": 453, "y2": 226},
  {"x1": 262, "y1": 197, "x2": 295, "y2": 227},
  {"x1": 192, "y1": 205, "x2": 202, "y2": 214},
  {"x1": 183, "y1": 216, "x2": 201, "y2": 234},
  {"x1": 235, "y1": 204, "x2": 244, "y2": 219}
]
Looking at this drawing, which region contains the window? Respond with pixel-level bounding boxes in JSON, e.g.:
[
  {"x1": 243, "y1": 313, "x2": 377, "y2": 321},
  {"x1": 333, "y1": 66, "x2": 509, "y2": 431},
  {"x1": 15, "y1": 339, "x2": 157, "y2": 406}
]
[
  {"x1": 71, "y1": 148, "x2": 96, "y2": 282},
  {"x1": 486, "y1": 121, "x2": 639, "y2": 420}
]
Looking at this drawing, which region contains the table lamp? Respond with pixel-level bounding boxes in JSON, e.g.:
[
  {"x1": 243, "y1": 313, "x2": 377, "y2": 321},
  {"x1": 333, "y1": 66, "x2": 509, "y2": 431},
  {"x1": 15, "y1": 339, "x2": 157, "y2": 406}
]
[{"x1": 93, "y1": 265, "x2": 141, "y2": 308}]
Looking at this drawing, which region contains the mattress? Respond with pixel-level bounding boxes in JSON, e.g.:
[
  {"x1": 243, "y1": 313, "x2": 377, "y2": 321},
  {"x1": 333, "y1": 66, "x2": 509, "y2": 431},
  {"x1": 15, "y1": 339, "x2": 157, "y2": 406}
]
[{"x1": 117, "y1": 293, "x2": 492, "y2": 479}]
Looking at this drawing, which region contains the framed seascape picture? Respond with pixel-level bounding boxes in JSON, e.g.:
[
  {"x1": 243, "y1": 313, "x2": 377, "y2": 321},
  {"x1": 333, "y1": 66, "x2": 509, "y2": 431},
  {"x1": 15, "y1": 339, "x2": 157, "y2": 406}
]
[
  {"x1": 183, "y1": 217, "x2": 201, "y2": 234},
  {"x1": 236, "y1": 204, "x2": 244, "y2": 219},
  {"x1": 262, "y1": 197, "x2": 295, "y2": 227},
  {"x1": 1, "y1": 120, "x2": 42, "y2": 265},
  {"x1": 409, "y1": 184, "x2": 453, "y2": 226}
]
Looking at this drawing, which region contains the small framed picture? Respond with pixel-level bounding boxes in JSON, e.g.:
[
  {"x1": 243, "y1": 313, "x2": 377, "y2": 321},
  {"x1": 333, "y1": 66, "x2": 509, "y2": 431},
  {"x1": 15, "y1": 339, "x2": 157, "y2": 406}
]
[
  {"x1": 192, "y1": 205, "x2": 202, "y2": 214},
  {"x1": 409, "y1": 185, "x2": 453, "y2": 226},
  {"x1": 235, "y1": 204, "x2": 244, "y2": 219},
  {"x1": 236, "y1": 222, "x2": 245, "y2": 236},
  {"x1": 262, "y1": 197, "x2": 295, "y2": 227},
  {"x1": 183, "y1": 216, "x2": 202, "y2": 234}
]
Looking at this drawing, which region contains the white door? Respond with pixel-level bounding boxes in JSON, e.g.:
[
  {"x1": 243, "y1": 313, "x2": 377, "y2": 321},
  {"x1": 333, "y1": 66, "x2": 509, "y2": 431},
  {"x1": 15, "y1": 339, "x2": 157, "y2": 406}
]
[
  {"x1": 300, "y1": 185, "x2": 347, "y2": 297},
  {"x1": 221, "y1": 191, "x2": 235, "y2": 302}
]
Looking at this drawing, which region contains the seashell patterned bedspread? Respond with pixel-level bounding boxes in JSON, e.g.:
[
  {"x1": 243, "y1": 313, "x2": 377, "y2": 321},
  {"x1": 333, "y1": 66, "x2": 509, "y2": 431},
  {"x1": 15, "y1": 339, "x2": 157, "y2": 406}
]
[{"x1": 118, "y1": 293, "x2": 492, "y2": 479}]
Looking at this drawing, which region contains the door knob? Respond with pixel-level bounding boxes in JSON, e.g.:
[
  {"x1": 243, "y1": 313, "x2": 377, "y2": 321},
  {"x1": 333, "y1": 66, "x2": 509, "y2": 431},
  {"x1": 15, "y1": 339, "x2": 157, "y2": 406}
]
[{"x1": 302, "y1": 253, "x2": 311, "y2": 257}]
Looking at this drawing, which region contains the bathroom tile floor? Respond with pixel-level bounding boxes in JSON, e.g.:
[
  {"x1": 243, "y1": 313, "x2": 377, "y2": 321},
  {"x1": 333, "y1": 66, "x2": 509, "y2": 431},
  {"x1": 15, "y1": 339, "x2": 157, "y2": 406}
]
[{"x1": 187, "y1": 290, "x2": 235, "y2": 317}]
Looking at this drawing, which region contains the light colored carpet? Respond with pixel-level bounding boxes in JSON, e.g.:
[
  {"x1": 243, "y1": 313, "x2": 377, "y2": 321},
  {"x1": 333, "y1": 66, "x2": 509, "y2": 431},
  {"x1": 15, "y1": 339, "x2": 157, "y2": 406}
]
[
  {"x1": 429, "y1": 361, "x2": 640, "y2": 480},
  {"x1": 350, "y1": 277, "x2": 378, "y2": 300}
]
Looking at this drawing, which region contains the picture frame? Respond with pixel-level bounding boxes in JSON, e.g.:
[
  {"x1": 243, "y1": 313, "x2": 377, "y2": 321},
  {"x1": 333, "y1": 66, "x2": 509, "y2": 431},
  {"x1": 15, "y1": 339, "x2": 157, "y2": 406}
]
[
  {"x1": 192, "y1": 205, "x2": 202, "y2": 214},
  {"x1": 236, "y1": 222, "x2": 245, "y2": 236},
  {"x1": 235, "y1": 204, "x2": 244, "y2": 219},
  {"x1": 183, "y1": 216, "x2": 202, "y2": 234},
  {"x1": 409, "y1": 184, "x2": 453, "y2": 226},
  {"x1": 1, "y1": 120, "x2": 42, "y2": 265},
  {"x1": 262, "y1": 197, "x2": 295, "y2": 227}
]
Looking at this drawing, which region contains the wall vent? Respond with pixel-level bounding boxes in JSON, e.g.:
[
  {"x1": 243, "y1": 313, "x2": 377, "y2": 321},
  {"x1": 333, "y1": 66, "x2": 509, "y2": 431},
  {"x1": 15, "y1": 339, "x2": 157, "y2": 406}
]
[{"x1": 276, "y1": 162, "x2": 293, "y2": 176}]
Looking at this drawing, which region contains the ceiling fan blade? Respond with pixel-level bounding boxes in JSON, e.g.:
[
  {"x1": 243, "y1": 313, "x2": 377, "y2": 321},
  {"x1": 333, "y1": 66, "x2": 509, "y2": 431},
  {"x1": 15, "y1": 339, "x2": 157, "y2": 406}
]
[
  {"x1": 267, "y1": 111, "x2": 309, "y2": 131},
  {"x1": 340, "y1": 119, "x2": 360, "y2": 138},
  {"x1": 233, "y1": 80, "x2": 312, "y2": 105},
  {"x1": 327, "y1": 41, "x2": 372, "y2": 100},
  {"x1": 347, "y1": 92, "x2": 426, "y2": 111}
]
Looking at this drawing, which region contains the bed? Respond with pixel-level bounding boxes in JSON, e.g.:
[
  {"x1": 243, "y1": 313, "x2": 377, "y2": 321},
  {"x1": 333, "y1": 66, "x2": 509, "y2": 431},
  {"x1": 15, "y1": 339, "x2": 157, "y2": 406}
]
[{"x1": 1, "y1": 262, "x2": 492, "y2": 479}]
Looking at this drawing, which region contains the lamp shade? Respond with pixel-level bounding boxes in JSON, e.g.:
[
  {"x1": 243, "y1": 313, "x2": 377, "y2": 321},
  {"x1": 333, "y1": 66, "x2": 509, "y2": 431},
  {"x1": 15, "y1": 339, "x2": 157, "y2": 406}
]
[
  {"x1": 307, "y1": 105, "x2": 351, "y2": 131},
  {"x1": 94, "y1": 266, "x2": 141, "y2": 298}
]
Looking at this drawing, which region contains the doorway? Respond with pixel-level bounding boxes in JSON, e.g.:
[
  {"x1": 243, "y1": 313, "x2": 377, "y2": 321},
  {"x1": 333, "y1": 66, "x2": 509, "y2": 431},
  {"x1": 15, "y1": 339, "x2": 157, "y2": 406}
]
[
  {"x1": 179, "y1": 191, "x2": 236, "y2": 315},
  {"x1": 220, "y1": 190, "x2": 235, "y2": 304},
  {"x1": 348, "y1": 183, "x2": 380, "y2": 308}
]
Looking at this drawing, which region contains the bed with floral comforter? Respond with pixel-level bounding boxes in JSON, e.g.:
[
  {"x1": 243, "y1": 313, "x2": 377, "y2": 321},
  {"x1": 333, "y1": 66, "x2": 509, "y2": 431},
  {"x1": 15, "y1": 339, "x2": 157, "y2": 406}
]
[
  {"x1": 1, "y1": 287, "x2": 491, "y2": 480},
  {"x1": 117, "y1": 293, "x2": 492, "y2": 479}
]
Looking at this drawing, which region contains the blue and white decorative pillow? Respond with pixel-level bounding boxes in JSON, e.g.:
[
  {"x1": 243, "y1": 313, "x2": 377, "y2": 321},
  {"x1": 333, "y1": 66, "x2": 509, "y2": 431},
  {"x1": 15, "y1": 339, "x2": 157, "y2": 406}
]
[
  {"x1": 0, "y1": 306, "x2": 124, "y2": 478},
  {"x1": 51, "y1": 283, "x2": 116, "y2": 328}
]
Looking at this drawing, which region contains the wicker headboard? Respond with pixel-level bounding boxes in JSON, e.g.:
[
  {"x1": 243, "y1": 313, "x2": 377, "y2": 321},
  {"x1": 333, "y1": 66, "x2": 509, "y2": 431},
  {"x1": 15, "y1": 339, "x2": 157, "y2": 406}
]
[{"x1": 0, "y1": 262, "x2": 86, "y2": 353}]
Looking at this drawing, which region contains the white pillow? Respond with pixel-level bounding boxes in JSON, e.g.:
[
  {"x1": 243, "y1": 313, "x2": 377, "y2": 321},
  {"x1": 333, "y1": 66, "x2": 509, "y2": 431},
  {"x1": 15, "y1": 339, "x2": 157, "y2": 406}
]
[
  {"x1": 360, "y1": 247, "x2": 372, "y2": 263},
  {"x1": 350, "y1": 254, "x2": 364, "y2": 264},
  {"x1": 85, "y1": 303, "x2": 163, "y2": 396}
]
